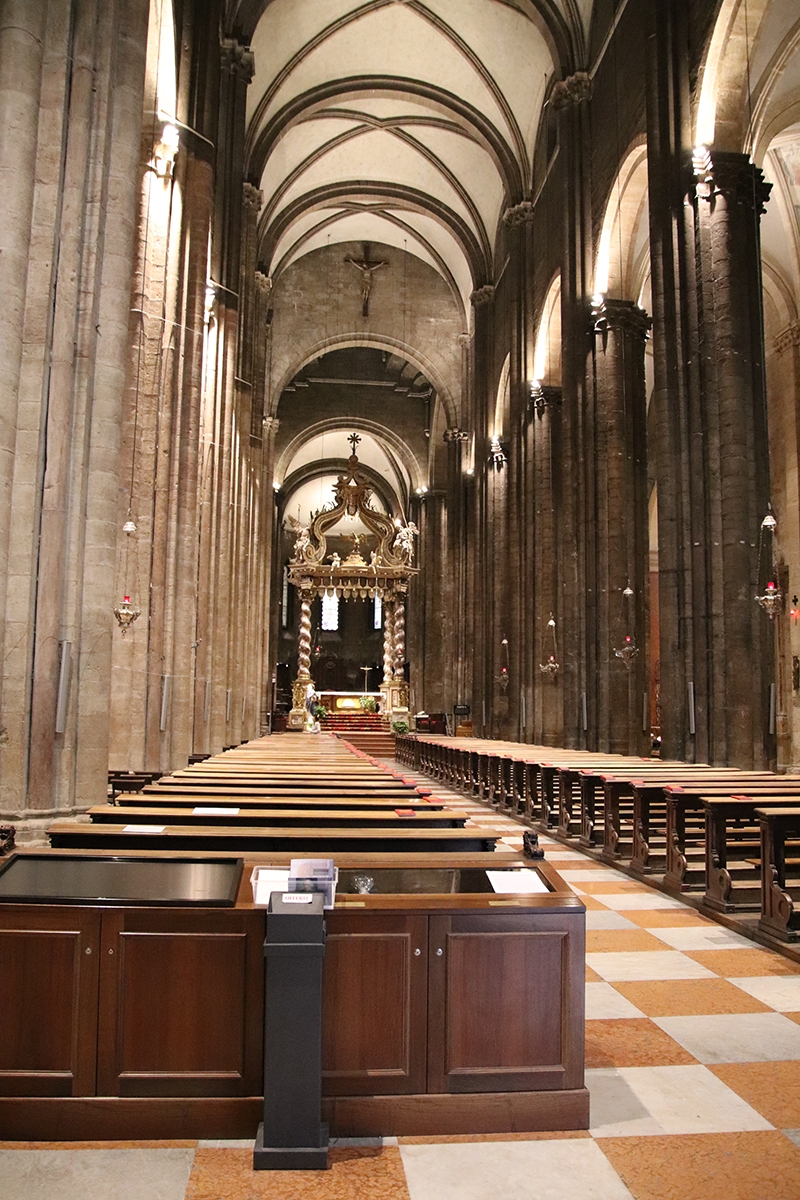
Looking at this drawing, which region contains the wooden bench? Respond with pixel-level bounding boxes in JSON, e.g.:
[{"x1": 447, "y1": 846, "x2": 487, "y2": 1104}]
[
  {"x1": 661, "y1": 784, "x2": 800, "y2": 896},
  {"x1": 702, "y1": 793, "x2": 800, "y2": 912},
  {"x1": 755, "y1": 806, "x2": 800, "y2": 941},
  {"x1": 117, "y1": 792, "x2": 444, "y2": 811},
  {"x1": 89, "y1": 805, "x2": 467, "y2": 830},
  {"x1": 47, "y1": 823, "x2": 505, "y2": 855}
]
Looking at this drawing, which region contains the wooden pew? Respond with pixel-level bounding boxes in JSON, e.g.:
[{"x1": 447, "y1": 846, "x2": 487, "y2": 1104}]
[
  {"x1": 662, "y1": 782, "x2": 800, "y2": 895},
  {"x1": 591, "y1": 768, "x2": 777, "y2": 867},
  {"x1": 46, "y1": 823, "x2": 505, "y2": 854},
  {"x1": 702, "y1": 793, "x2": 800, "y2": 912},
  {"x1": 88, "y1": 804, "x2": 467, "y2": 830},
  {"x1": 116, "y1": 792, "x2": 444, "y2": 812},
  {"x1": 756, "y1": 806, "x2": 800, "y2": 941}
]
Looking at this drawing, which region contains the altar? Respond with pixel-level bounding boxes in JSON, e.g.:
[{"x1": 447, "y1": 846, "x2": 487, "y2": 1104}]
[
  {"x1": 318, "y1": 691, "x2": 385, "y2": 713},
  {"x1": 285, "y1": 435, "x2": 418, "y2": 730}
]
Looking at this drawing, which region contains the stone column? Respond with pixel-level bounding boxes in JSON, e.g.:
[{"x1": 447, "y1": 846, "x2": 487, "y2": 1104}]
[
  {"x1": 691, "y1": 148, "x2": 773, "y2": 766},
  {"x1": 469, "y1": 285, "x2": 495, "y2": 737},
  {"x1": 0, "y1": 0, "x2": 46, "y2": 645},
  {"x1": 590, "y1": 299, "x2": 651, "y2": 754},
  {"x1": 531, "y1": 386, "x2": 563, "y2": 744},
  {"x1": 553, "y1": 72, "x2": 593, "y2": 748}
]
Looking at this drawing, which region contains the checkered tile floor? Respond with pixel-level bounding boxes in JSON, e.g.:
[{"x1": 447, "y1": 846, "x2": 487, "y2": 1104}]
[{"x1": 3, "y1": 763, "x2": 800, "y2": 1200}]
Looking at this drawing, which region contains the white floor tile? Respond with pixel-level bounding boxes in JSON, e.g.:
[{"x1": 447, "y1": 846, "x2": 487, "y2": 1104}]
[
  {"x1": 585, "y1": 910, "x2": 638, "y2": 930},
  {"x1": 586, "y1": 950, "x2": 716, "y2": 981},
  {"x1": 653, "y1": 1011, "x2": 800, "y2": 1062},
  {"x1": 400, "y1": 1138, "x2": 634, "y2": 1200},
  {"x1": 647, "y1": 925, "x2": 752, "y2": 951},
  {"x1": 587, "y1": 1065, "x2": 774, "y2": 1137},
  {"x1": 586, "y1": 981, "x2": 646, "y2": 1019},
  {"x1": 728, "y1": 974, "x2": 800, "y2": 1011},
  {"x1": 593, "y1": 892, "x2": 691, "y2": 911},
  {"x1": 0, "y1": 1149, "x2": 195, "y2": 1200}
]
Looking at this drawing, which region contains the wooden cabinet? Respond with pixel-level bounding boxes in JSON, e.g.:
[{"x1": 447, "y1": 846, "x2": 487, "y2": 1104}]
[
  {"x1": 0, "y1": 890, "x2": 587, "y2": 1136},
  {"x1": 0, "y1": 905, "x2": 264, "y2": 1099},
  {"x1": 323, "y1": 909, "x2": 584, "y2": 1098},
  {"x1": 0, "y1": 907, "x2": 100, "y2": 1097},
  {"x1": 322, "y1": 912, "x2": 428, "y2": 1095},
  {"x1": 427, "y1": 913, "x2": 584, "y2": 1094}
]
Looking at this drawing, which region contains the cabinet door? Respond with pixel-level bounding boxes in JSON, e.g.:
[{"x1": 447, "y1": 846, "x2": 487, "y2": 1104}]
[
  {"x1": 427, "y1": 912, "x2": 585, "y2": 1094},
  {"x1": 97, "y1": 908, "x2": 264, "y2": 1097},
  {"x1": 0, "y1": 906, "x2": 100, "y2": 1096},
  {"x1": 322, "y1": 912, "x2": 427, "y2": 1095}
]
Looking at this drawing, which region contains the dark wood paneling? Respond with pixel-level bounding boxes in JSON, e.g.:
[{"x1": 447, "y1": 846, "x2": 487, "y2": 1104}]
[
  {"x1": 427, "y1": 913, "x2": 585, "y2": 1094},
  {"x1": 0, "y1": 1096, "x2": 263, "y2": 1140},
  {"x1": 322, "y1": 912, "x2": 427, "y2": 1095},
  {"x1": 0, "y1": 907, "x2": 100, "y2": 1097},
  {"x1": 97, "y1": 908, "x2": 263, "y2": 1097},
  {"x1": 323, "y1": 1087, "x2": 590, "y2": 1136}
]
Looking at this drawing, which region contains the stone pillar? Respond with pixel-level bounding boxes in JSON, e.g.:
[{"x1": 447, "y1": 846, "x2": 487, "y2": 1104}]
[
  {"x1": 590, "y1": 299, "x2": 651, "y2": 754},
  {"x1": 531, "y1": 386, "x2": 563, "y2": 744},
  {"x1": 691, "y1": 148, "x2": 773, "y2": 766},
  {"x1": 469, "y1": 285, "x2": 495, "y2": 737},
  {"x1": 553, "y1": 71, "x2": 594, "y2": 749},
  {"x1": 288, "y1": 587, "x2": 314, "y2": 730},
  {"x1": 0, "y1": 2, "x2": 46, "y2": 680},
  {"x1": 645, "y1": 0, "x2": 700, "y2": 764}
]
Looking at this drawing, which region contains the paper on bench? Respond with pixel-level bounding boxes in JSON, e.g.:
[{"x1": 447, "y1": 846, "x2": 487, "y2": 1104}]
[
  {"x1": 123, "y1": 824, "x2": 166, "y2": 834},
  {"x1": 486, "y1": 869, "x2": 549, "y2": 894},
  {"x1": 252, "y1": 868, "x2": 290, "y2": 906},
  {"x1": 192, "y1": 806, "x2": 240, "y2": 815}
]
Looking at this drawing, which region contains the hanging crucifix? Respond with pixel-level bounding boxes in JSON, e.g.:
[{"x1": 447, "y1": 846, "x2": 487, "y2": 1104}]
[{"x1": 344, "y1": 242, "x2": 388, "y2": 317}]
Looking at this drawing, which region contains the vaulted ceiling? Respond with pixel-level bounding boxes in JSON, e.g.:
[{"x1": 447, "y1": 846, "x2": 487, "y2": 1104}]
[{"x1": 236, "y1": 0, "x2": 591, "y2": 315}]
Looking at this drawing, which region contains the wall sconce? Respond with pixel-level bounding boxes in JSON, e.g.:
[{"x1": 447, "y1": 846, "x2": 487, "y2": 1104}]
[
  {"x1": 496, "y1": 637, "x2": 510, "y2": 692},
  {"x1": 489, "y1": 435, "x2": 507, "y2": 470},
  {"x1": 151, "y1": 122, "x2": 180, "y2": 179}
]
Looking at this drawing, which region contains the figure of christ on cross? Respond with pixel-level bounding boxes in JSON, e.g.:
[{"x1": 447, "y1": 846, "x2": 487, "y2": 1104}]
[{"x1": 344, "y1": 243, "x2": 388, "y2": 317}]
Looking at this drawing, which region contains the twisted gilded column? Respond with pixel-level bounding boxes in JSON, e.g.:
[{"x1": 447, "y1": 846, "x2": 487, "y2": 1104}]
[
  {"x1": 288, "y1": 587, "x2": 315, "y2": 730},
  {"x1": 382, "y1": 597, "x2": 396, "y2": 686},
  {"x1": 298, "y1": 590, "x2": 313, "y2": 680},
  {"x1": 394, "y1": 593, "x2": 406, "y2": 679}
]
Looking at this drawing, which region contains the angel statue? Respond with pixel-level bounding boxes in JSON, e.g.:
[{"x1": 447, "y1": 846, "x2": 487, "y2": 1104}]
[
  {"x1": 293, "y1": 525, "x2": 311, "y2": 558},
  {"x1": 329, "y1": 552, "x2": 341, "y2": 569},
  {"x1": 392, "y1": 521, "x2": 419, "y2": 564}
]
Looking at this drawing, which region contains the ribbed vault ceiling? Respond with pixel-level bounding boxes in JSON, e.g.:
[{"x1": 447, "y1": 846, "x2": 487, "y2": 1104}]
[{"x1": 240, "y1": 0, "x2": 590, "y2": 312}]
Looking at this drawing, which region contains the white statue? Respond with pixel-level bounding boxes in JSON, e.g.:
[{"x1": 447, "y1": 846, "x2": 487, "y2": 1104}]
[
  {"x1": 329, "y1": 552, "x2": 341, "y2": 569},
  {"x1": 293, "y1": 526, "x2": 311, "y2": 558},
  {"x1": 392, "y1": 521, "x2": 419, "y2": 564}
]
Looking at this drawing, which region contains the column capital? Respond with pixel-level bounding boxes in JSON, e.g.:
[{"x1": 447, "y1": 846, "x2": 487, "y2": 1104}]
[
  {"x1": 443, "y1": 427, "x2": 470, "y2": 443},
  {"x1": 551, "y1": 72, "x2": 593, "y2": 110},
  {"x1": 503, "y1": 201, "x2": 535, "y2": 228},
  {"x1": 263, "y1": 414, "x2": 280, "y2": 436},
  {"x1": 592, "y1": 297, "x2": 652, "y2": 341},
  {"x1": 470, "y1": 284, "x2": 495, "y2": 307},
  {"x1": 243, "y1": 182, "x2": 263, "y2": 211},
  {"x1": 221, "y1": 38, "x2": 255, "y2": 82},
  {"x1": 457, "y1": 332, "x2": 471, "y2": 347},
  {"x1": 774, "y1": 320, "x2": 800, "y2": 355},
  {"x1": 254, "y1": 270, "x2": 272, "y2": 296},
  {"x1": 692, "y1": 147, "x2": 771, "y2": 215}
]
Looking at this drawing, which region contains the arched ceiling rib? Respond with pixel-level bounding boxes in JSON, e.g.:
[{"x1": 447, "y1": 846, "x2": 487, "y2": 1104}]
[{"x1": 242, "y1": 0, "x2": 576, "y2": 297}]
